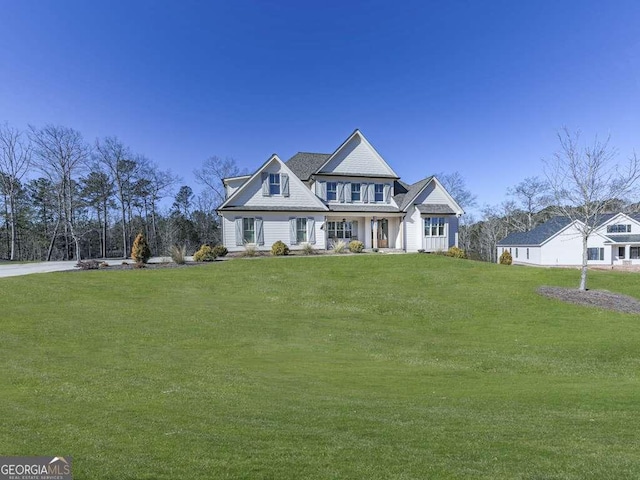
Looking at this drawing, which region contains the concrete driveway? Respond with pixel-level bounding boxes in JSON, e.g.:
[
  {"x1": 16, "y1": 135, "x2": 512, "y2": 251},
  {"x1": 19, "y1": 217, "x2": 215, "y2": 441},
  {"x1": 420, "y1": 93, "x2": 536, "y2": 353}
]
[
  {"x1": 0, "y1": 257, "x2": 193, "y2": 279},
  {"x1": 0, "y1": 261, "x2": 79, "y2": 278}
]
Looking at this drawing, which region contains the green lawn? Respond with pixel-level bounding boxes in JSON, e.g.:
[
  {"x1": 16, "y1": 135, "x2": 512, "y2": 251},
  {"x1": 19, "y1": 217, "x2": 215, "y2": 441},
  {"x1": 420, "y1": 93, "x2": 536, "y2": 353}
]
[{"x1": 1, "y1": 255, "x2": 639, "y2": 479}]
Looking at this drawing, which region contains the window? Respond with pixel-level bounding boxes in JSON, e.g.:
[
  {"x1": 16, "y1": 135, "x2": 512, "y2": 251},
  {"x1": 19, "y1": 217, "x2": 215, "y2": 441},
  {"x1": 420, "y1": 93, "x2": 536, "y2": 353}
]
[
  {"x1": 526, "y1": 248, "x2": 530, "y2": 260},
  {"x1": 618, "y1": 246, "x2": 626, "y2": 259},
  {"x1": 374, "y1": 184, "x2": 384, "y2": 202},
  {"x1": 327, "y1": 221, "x2": 352, "y2": 239},
  {"x1": 587, "y1": 247, "x2": 604, "y2": 261},
  {"x1": 631, "y1": 247, "x2": 640, "y2": 259},
  {"x1": 607, "y1": 224, "x2": 631, "y2": 233},
  {"x1": 269, "y1": 173, "x2": 280, "y2": 195},
  {"x1": 424, "y1": 217, "x2": 445, "y2": 236},
  {"x1": 243, "y1": 217, "x2": 255, "y2": 244},
  {"x1": 327, "y1": 182, "x2": 337, "y2": 201},
  {"x1": 351, "y1": 183, "x2": 361, "y2": 202},
  {"x1": 296, "y1": 218, "x2": 307, "y2": 243},
  {"x1": 515, "y1": 248, "x2": 519, "y2": 259}
]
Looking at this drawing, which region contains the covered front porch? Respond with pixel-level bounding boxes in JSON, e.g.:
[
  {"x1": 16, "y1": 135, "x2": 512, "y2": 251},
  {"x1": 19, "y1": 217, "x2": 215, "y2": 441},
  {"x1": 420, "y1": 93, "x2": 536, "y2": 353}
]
[
  {"x1": 323, "y1": 214, "x2": 404, "y2": 250},
  {"x1": 608, "y1": 240, "x2": 640, "y2": 266}
]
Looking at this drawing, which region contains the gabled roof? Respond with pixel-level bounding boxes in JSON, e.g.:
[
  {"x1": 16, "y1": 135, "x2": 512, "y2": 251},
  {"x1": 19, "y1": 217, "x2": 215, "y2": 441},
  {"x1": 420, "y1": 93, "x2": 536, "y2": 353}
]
[
  {"x1": 397, "y1": 177, "x2": 433, "y2": 211},
  {"x1": 217, "y1": 154, "x2": 329, "y2": 212},
  {"x1": 316, "y1": 129, "x2": 400, "y2": 178},
  {"x1": 497, "y1": 216, "x2": 573, "y2": 246},
  {"x1": 285, "y1": 152, "x2": 331, "y2": 181}
]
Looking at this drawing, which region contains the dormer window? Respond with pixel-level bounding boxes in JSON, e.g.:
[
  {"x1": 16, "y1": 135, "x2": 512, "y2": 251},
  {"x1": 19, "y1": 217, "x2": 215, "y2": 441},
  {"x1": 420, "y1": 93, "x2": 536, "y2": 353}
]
[
  {"x1": 607, "y1": 224, "x2": 631, "y2": 233},
  {"x1": 269, "y1": 174, "x2": 280, "y2": 195}
]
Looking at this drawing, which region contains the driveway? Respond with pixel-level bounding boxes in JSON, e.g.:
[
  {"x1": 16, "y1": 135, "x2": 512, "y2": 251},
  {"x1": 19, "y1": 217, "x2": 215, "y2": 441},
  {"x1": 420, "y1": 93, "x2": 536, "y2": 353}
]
[{"x1": 0, "y1": 257, "x2": 193, "y2": 279}]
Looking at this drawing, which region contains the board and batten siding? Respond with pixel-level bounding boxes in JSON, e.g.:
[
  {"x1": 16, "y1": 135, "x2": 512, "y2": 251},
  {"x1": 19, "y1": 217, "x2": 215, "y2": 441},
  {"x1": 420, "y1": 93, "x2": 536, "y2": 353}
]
[
  {"x1": 221, "y1": 213, "x2": 326, "y2": 252},
  {"x1": 405, "y1": 204, "x2": 458, "y2": 252},
  {"x1": 318, "y1": 135, "x2": 396, "y2": 177}
]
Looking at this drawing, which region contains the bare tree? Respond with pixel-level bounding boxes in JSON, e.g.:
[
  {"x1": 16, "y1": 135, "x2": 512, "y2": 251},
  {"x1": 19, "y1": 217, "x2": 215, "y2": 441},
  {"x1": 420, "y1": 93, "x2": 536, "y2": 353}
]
[
  {"x1": 544, "y1": 128, "x2": 640, "y2": 290},
  {"x1": 194, "y1": 156, "x2": 245, "y2": 207},
  {"x1": 0, "y1": 124, "x2": 31, "y2": 260},
  {"x1": 507, "y1": 176, "x2": 550, "y2": 231},
  {"x1": 437, "y1": 171, "x2": 477, "y2": 210},
  {"x1": 30, "y1": 125, "x2": 88, "y2": 261}
]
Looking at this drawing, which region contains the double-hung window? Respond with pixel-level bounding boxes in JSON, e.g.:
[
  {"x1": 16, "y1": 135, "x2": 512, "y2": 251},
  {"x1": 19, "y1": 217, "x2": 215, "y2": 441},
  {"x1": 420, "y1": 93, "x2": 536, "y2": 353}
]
[
  {"x1": 587, "y1": 247, "x2": 604, "y2": 261},
  {"x1": 374, "y1": 184, "x2": 384, "y2": 202},
  {"x1": 269, "y1": 173, "x2": 280, "y2": 195},
  {"x1": 243, "y1": 218, "x2": 255, "y2": 244},
  {"x1": 424, "y1": 217, "x2": 445, "y2": 236},
  {"x1": 351, "y1": 183, "x2": 361, "y2": 202},
  {"x1": 327, "y1": 182, "x2": 337, "y2": 201},
  {"x1": 296, "y1": 218, "x2": 307, "y2": 243},
  {"x1": 327, "y1": 221, "x2": 352, "y2": 239},
  {"x1": 607, "y1": 224, "x2": 631, "y2": 233}
]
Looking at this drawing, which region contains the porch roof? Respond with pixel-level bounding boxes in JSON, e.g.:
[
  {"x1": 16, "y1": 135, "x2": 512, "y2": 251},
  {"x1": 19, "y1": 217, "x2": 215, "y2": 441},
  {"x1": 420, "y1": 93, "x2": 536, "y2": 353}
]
[
  {"x1": 604, "y1": 234, "x2": 640, "y2": 244},
  {"x1": 416, "y1": 204, "x2": 457, "y2": 215},
  {"x1": 327, "y1": 204, "x2": 401, "y2": 213}
]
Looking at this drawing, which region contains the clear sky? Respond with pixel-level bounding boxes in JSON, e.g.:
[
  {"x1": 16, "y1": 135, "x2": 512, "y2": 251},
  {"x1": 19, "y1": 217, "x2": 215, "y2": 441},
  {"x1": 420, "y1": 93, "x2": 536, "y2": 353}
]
[{"x1": 1, "y1": 0, "x2": 639, "y2": 215}]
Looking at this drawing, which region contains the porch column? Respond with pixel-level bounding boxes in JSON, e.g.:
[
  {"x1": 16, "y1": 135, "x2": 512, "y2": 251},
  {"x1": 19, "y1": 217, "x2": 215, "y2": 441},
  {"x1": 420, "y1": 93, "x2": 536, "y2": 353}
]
[
  {"x1": 364, "y1": 217, "x2": 372, "y2": 249},
  {"x1": 372, "y1": 218, "x2": 378, "y2": 249},
  {"x1": 627, "y1": 245, "x2": 631, "y2": 261}
]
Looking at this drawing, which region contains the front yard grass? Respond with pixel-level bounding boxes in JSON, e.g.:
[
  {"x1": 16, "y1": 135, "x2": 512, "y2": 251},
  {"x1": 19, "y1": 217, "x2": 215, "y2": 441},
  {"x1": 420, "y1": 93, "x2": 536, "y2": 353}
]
[{"x1": 1, "y1": 254, "x2": 639, "y2": 479}]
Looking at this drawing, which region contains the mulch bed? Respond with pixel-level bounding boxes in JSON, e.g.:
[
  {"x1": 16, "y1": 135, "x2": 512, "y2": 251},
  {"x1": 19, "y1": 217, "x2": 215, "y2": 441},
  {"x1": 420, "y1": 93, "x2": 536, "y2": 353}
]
[
  {"x1": 73, "y1": 260, "x2": 209, "y2": 272},
  {"x1": 538, "y1": 286, "x2": 640, "y2": 314}
]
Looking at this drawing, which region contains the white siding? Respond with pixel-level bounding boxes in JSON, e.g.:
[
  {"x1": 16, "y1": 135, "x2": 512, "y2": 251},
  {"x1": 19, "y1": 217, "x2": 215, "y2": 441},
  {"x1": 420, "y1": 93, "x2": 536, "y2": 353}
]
[
  {"x1": 229, "y1": 159, "x2": 324, "y2": 210},
  {"x1": 225, "y1": 177, "x2": 248, "y2": 199},
  {"x1": 413, "y1": 181, "x2": 450, "y2": 206},
  {"x1": 405, "y1": 205, "x2": 422, "y2": 252},
  {"x1": 319, "y1": 135, "x2": 396, "y2": 177},
  {"x1": 221, "y1": 213, "x2": 327, "y2": 252}
]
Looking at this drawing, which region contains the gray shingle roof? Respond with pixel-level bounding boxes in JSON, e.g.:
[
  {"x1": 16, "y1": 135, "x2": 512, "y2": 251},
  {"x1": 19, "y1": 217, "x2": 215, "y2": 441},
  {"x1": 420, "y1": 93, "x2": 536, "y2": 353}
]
[
  {"x1": 285, "y1": 152, "x2": 331, "y2": 181},
  {"x1": 497, "y1": 216, "x2": 573, "y2": 246},
  {"x1": 416, "y1": 204, "x2": 456, "y2": 215},
  {"x1": 327, "y1": 204, "x2": 400, "y2": 213},
  {"x1": 604, "y1": 234, "x2": 640, "y2": 243},
  {"x1": 397, "y1": 177, "x2": 434, "y2": 211}
]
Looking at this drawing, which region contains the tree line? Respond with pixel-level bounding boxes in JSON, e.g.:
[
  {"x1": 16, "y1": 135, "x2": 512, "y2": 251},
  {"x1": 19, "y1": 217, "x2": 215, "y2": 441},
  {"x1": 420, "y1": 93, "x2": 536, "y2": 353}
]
[{"x1": 0, "y1": 123, "x2": 243, "y2": 262}]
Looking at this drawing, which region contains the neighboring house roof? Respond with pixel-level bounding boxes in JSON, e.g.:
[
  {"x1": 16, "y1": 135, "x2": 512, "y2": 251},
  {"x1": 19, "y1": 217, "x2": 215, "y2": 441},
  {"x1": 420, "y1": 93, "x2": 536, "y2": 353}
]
[
  {"x1": 285, "y1": 152, "x2": 331, "y2": 181},
  {"x1": 604, "y1": 234, "x2": 640, "y2": 243},
  {"x1": 416, "y1": 204, "x2": 456, "y2": 215},
  {"x1": 497, "y1": 216, "x2": 573, "y2": 246}
]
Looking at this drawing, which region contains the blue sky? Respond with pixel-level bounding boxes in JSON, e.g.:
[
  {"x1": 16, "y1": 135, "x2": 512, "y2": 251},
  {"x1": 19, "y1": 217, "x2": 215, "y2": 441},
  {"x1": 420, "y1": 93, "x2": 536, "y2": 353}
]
[{"x1": 1, "y1": 0, "x2": 640, "y2": 215}]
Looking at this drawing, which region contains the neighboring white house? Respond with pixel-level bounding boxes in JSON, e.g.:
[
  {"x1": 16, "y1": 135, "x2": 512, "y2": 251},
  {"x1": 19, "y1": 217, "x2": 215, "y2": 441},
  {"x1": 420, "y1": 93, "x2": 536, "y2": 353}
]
[
  {"x1": 216, "y1": 130, "x2": 464, "y2": 252},
  {"x1": 497, "y1": 213, "x2": 640, "y2": 266}
]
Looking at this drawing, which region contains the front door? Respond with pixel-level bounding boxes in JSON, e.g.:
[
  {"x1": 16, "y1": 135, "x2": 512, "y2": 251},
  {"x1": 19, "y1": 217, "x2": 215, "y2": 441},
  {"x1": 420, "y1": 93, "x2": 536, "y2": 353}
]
[{"x1": 378, "y1": 218, "x2": 388, "y2": 248}]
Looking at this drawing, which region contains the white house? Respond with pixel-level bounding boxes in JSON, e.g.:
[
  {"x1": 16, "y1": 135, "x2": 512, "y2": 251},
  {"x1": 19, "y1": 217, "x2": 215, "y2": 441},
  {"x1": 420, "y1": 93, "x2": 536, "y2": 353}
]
[
  {"x1": 217, "y1": 130, "x2": 464, "y2": 252},
  {"x1": 497, "y1": 213, "x2": 640, "y2": 266}
]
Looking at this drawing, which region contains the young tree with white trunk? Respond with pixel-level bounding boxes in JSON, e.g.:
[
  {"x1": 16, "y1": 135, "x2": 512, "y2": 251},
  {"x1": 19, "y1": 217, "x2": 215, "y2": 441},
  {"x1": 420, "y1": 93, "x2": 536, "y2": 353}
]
[{"x1": 544, "y1": 128, "x2": 640, "y2": 291}]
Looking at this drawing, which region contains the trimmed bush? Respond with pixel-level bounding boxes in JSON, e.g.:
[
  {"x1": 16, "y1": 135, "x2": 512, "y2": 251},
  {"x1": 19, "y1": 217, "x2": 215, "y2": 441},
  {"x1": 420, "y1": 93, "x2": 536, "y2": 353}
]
[
  {"x1": 76, "y1": 260, "x2": 100, "y2": 270},
  {"x1": 193, "y1": 245, "x2": 217, "y2": 262},
  {"x1": 170, "y1": 244, "x2": 187, "y2": 264},
  {"x1": 349, "y1": 240, "x2": 364, "y2": 253},
  {"x1": 271, "y1": 240, "x2": 289, "y2": 256},
  {"x1": 212, "y1": 245, "x2": 228, "y2": 257},
  {"x1": 499, "y1": 250, "x2": 513, "y2": 265},
  {"x1": 447, "y1": 246, "x2": 467, "y2": 259},
  {"x1": 131, "y1": 233, "x2": 151, "y2": 264},
  {"x1": 333, "y1": 240, "x2": 347, "y2": 254}
]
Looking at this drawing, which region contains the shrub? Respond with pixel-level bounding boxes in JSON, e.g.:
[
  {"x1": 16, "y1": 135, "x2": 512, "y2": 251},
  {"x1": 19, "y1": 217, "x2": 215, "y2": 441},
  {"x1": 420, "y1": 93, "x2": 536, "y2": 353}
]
[
  {"x1": 499, "y1": 250, "x2": 513, "y2": 265},
  {"x1": 301, "y1": 242, "x2": 315, "y2": 255},
  {"x1": 243, "y1": 244, "x2": 258, "y2": 257},
  {"x1": 332, "y1": 240, "x2": 347, "y2": 254},
  {"x1": 212, "y1": 245, "x2": 228, "y2": 257},
  {"x1": 418, "y1": 249, "x2": 425, "y2": 254},
  {"x1": 271, "y1": 240, "x2": 289, "y2": 256},
  {"x1": 349, "y1": 240, "x2": 364, "y2": 253},
  {"x1": 447, "y1": 246, "x2": 467, "y2": 259},
  {"x1": 170, "y1": 244, "x2": 187, "y2": 264},
  {"x1": 193, "y1": 244, "x2": 217, "y2": 262},
  {"x1": 76, "y1": 260, "x2": 100, "y2": 270},
  {"x1": 131, "y1": 233, "x2": 151, "y2": 264}
]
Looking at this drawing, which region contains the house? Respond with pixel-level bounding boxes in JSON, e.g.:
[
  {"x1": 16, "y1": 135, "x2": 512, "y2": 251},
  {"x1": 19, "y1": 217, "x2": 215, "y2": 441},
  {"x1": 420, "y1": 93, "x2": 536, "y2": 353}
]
[
  {"x1": 497, "y1": 213, "x2": 640, "y2": 266},
  {"x1": 216, "y1": 130, "x2": 464, "y2": 252}
]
